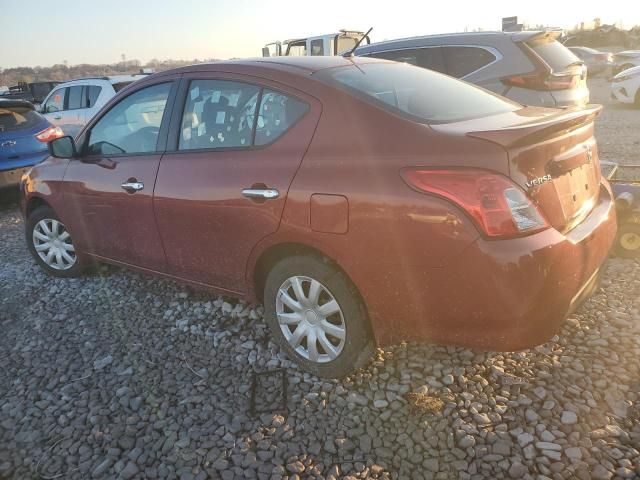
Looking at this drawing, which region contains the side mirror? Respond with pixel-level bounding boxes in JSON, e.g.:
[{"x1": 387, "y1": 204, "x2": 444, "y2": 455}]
[
  {"x1": 48, "y1": 136, "x2": 77, "y2": 159},
  {"x1": 262, "y1": 47, "x2": 271, "y2": 57}
]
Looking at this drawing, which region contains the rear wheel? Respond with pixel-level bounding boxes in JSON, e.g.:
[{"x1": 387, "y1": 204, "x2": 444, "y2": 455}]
[
  {"x1": 26, "y1": 206, "x2": 86, "y2": 277},
  {"x1": 264, "y1": 255, "x2": 374, "y2": 378},
  {"x1": 614, "y1": 222, "x2": 640, "y2": 259}
]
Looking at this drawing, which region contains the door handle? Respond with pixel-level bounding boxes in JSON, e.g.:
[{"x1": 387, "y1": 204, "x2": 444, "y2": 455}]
[
  {"x1": 242, "y1": 188, "x2": 279, "y2": 200},
  {"x1": 121, "y1": 181, "x2": 144, "y2": 193},
  {"x1": 54, "y1": 115, "x2": 62, "y2": 120}
]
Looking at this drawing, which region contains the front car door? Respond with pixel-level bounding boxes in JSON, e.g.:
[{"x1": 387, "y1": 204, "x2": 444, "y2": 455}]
[
  {"x1": 153, "y1": 73, "x2": 321, "y2": 293},
  {"x1": 62, "y1": 79, "x2": 178, "y2": 269},
  {"x1": 42, "y1": 86, "x2": 67, "y2": 127}
]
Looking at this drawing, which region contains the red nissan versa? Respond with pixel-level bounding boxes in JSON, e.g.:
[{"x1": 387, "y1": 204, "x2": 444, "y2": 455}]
[{"x1": 20, "y1": 56, "x2": 616, "y2": 378}]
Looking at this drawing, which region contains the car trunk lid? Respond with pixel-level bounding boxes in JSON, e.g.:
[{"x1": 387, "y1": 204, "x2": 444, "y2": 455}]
[{"x1": 437, "y1": 105, "x2": 603, "y2": 233}]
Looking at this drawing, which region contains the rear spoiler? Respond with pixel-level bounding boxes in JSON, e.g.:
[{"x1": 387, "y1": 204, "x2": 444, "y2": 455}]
[
  {"x1": 511, "y1": 30, "x2": 562, "y2": 43},
  {"x1": 466, "y1": 104, "x2": 602, "y2": 148}
]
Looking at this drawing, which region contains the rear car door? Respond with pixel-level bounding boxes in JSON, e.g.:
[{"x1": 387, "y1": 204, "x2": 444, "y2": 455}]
[
  {"x1": 60, "y1": 85, "x2": 86, "y2": 138},
  {"x1": 62, "y1": 79, "x2": 178, "y2": 269},
  {"x1": 153, "y1": 74, "x2": 320, "y2": 293}
]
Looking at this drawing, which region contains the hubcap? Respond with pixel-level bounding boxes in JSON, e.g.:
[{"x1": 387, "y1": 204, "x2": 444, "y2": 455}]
[
  {"x1": 620, "y1": 232, "x2": 640, "y2": 251},
  {"x1": 32, "y1": 219, "x2": 76, "y2": 270},
  {"x1": 276, "y1": 276, "x2": 346, "y2": 363}
]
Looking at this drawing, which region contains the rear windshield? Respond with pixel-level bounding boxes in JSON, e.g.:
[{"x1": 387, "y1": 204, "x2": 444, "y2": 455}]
[
  {"x1": 0, "y1": 106, "x2": 42, "y2": 133},
  {"x1": 113, "y1": 82, "x2": 134, "y2": 92},
  {"x1": 314, "y1": 62, "x2": 518, "y2": 124},
  {"x1": 528, "y1": 39, "x2": 580, "y2": 71}
]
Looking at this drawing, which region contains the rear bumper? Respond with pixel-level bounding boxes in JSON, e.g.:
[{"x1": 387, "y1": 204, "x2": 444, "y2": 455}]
[
  {"x1": 0, "y1": 166, "x2": 31, "y2": 189},
  {"x1": 367, "y1": 181, "x2": 617, "y2": 350}
]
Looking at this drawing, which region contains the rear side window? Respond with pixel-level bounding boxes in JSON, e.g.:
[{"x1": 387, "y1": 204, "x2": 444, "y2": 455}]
[
  {"x1": 85, "y1": 86, "x2": 102, "y2": 108},
  {"x1": 310, "y1": 39, "x2": 324, "y2": 56},
  {"x1": 255, "y1": 90, "x2": 308, "y2": 146},
  {"x1": 0, "y1": 106, "x2": 42, "y2": 132},
  {"x1": 527, "y1": 39, "x2": 580, "y2": 72},
  {"x1": 67, "y1": 86, "x2": 84, "y2": 110},
  {"x1": 179, "y1": 80, "x2": 260, "y2": 150},
  {"x1": 316, "y1": 62, "x2": 518, "y2": 124},
  {"x1": 178, "y1": 80, "x2": 308, "y2": 150},
  {"x1": 44, "y1": 88, "x2": 66, "y2": 113},
  {"x1": 368, "y1": 47, "x2": 446, "y2": 74},
  {"x1": 443, "y1": 46, "x2": 496, "y2": 78}
]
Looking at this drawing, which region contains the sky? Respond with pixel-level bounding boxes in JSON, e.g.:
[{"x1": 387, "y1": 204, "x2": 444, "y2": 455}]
[{"x1": 1, "y1": 0, "x2": 638, "y2": 69}]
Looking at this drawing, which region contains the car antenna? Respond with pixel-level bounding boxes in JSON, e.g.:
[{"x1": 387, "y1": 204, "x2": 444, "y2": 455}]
[{"x1": 343, "y1": 27, "x2": 373, "y2": 58}]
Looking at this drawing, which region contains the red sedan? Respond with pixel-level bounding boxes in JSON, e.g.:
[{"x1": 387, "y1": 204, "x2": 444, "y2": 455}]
[{"x1": 20, "y1": 57, "x2": 616, "y2": 377}]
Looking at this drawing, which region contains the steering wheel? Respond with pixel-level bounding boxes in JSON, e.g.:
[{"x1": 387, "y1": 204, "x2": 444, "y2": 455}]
[{"x1": 127, "y1": 126, "x2": 160, "y2": 153}]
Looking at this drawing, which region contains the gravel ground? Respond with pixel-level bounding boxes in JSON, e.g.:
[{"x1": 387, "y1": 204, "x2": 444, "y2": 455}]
[{"x1": 1, "y1": 81, "x2": 640, "y2": 480}]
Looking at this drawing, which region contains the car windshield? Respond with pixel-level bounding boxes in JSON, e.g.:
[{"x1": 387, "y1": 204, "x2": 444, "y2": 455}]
[
  {"x1": 0, "y1": 106, "x2": 41, "y2": 132},
  {"x1": 314, "y1": 62, "x2": 519, "y2": 124}
]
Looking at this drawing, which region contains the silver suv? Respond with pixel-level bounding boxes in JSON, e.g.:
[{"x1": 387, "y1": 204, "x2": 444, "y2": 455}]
[
  {"x1": 40, "y1": 76, "x2": 144, "y2": 138},
  {"x1": 356, "y1": 30, "x2": 588, "y2": 108}
]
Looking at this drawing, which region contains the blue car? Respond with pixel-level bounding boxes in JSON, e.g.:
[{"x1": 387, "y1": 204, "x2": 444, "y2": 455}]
[{"x1": 0, "y1": 99, "x2": 62, "y2": 190}]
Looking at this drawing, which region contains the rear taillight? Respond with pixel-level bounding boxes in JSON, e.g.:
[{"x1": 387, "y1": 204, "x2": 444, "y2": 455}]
[
  {"x1": 35, "y1": 126, "x2": 64, "y2": 143},
  {"x1": 501, "y1": 71, "x2": 578, "y2": 91},
  {"x1": 401, "y1": 169, "x2": 550, "y2": 239}
]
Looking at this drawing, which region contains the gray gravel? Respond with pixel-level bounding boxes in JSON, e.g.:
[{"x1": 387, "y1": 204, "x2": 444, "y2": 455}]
[{"x1": 1, "y1": 85, "x2": 640, "y2": 479}]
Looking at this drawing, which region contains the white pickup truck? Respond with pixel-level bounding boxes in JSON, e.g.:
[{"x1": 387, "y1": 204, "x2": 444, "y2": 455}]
[{"x1": 262, "y1": 29, "x2": 370, "y2": 57}]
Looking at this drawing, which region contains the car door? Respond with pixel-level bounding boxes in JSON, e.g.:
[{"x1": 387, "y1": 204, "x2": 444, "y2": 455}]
[
  {"x1": 62, "y1": 79, "x2": 178, "y2": 269},
  {"x1": 153, "y1": 74, "x2": 321, "y2": 293},
  {"x1": 61, "y1": 85, "x2": 87, "y2": 138},
  {"x1": 42, "y1": 86, "x2": 67, "y2": 126}
]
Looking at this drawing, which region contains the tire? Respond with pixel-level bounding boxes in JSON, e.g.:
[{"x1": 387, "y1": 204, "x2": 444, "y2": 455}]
[
  {"x1": 635, "y1": 89, "x2": 640, "y2": 108},
  {"x1": 264, "y1": 254, "x2": 374, "y2": 378},
  {"x1": 613, "y1": 221, "x2": 640, "y2": 259},
  {"x1": 26, "y1": 206, "x2": 86, "y2": 277}
]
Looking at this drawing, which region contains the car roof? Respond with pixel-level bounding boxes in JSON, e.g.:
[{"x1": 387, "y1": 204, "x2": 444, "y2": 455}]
[
  {"x1": 355, "y1": 30, "x2": 560, "y2": 54},
  {"x1": 0, "y1": 98, "x2": 36, "y2": 110},
  {"x1": 165, "y1": 56, "x2": 386, "y2": 75},
  {"x1": 53, "y1": 75, "x2": 146, "y2": 87}
]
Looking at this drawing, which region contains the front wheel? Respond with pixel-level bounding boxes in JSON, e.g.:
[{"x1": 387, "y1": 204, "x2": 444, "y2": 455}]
[
  {"x1": 26, "y1": 206, "x2": 86, "y2": 277},
  {"x1": 264, "y1": 255, "x2": 374, "y2": 378}
]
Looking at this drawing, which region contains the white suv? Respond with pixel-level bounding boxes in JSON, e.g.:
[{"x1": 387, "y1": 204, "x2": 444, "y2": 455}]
[{"x1": 40, "y1": 76, "x2": 144, "y2": 138}]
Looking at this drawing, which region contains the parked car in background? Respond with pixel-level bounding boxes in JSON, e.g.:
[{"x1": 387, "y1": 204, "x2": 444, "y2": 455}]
[
  {"x1": 612, "y1": 50, "x2": 640, "y2": 75},
  {"x1": 21, "y1": 57, "x2": 615, "y2": 377},
  {"x1": 568, "y1": 46, "x2": 612, "y2": 76},
  {"x1": 356, "y1": 30, "x2": 589, "y2": 108},
  {"x1": 0, "y1": 99, "x2": 63, "y2": 190},
  {"x1": 611, "y1": 65, "x2": 640, "y2": 106},
  {"x1": 0, "y1": 81, "x2": 60, "y2": 107},
  {"x1": 40, "y1": 76, "x2": 143, "y2": 138}
]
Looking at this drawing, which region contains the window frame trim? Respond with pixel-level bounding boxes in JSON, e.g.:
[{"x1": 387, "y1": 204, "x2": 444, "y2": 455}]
[{"x1": 167, "y1": 76, "x2": 310, "y2": 155}]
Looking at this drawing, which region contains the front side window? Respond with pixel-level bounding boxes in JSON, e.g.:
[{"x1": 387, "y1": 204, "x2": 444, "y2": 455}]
[
  {"x1": 443, "y1": 46, "x2": 496, "y2": 78},
  {"x1": 87, "y1": 82, "x2": 171, "y2": 156},
  {"x1": 67, "y1": 86, "x2": 84, "y2": 110},
  {"x1": 316, "y1": 62, "x2": 518, "y2": 124},
  {"x1": 179, "y1": 80, "x2": 260, "y2": 150},
  {"x1": 286, "y1": 41, "x2": 307, "y2": 56},
  {"x1": 44, "y1": 88, "x2": 66, "y2": 113}
]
